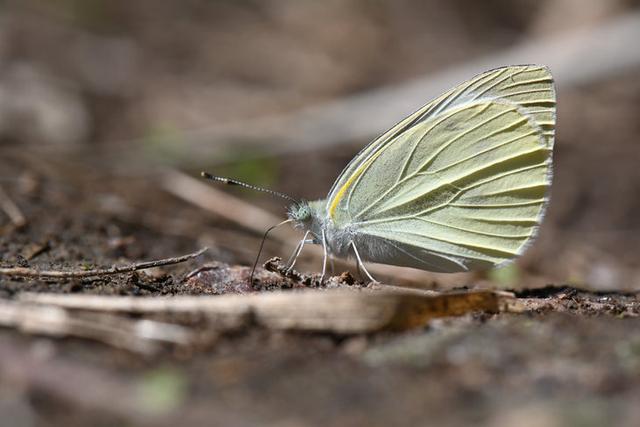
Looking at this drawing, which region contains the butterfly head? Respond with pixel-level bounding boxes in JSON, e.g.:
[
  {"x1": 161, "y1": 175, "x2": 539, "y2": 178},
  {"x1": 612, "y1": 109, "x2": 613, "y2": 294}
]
[
  {"x1": 287, "y1": 201, "x2": 312, "y2": 226},
  {"x1": 287, "y1": 199, "x2": 327, "y2": 238}
]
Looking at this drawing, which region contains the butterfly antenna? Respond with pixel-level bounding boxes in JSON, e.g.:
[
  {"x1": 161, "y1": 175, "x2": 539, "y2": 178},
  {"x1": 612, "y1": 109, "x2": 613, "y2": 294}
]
[
  {"x1": 200, "y1": 172, "x2": 298, "y2": 284},
  {"x1": 250, "y1": 219, "x2": 293, "y2": 284},
  {"x1": 201, "y1": 171, "x2": 299, "y2": 204}
]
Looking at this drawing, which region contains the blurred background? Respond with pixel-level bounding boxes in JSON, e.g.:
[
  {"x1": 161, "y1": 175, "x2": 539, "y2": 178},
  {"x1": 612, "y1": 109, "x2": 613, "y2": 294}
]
[{"x1": 1, "y1": 0, "x2": 640, "y2": 289}]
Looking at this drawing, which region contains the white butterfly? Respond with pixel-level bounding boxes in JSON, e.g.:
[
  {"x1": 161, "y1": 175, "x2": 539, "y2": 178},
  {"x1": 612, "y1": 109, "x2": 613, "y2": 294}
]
[{"x1": 205, "y1": 65, "x2": 555, "y2": 282}]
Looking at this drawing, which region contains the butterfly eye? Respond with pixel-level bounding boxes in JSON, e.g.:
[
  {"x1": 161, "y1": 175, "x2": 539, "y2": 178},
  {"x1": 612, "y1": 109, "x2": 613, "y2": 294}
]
[{"x1": 288, "y1": 202, "x2": 311, "y2": 222}]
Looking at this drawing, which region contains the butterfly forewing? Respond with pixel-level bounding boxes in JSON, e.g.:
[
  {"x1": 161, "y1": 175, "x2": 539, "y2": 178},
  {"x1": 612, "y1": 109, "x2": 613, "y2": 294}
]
[
  {"x1": 325, "y1": 65, "x2": 555, "y2": 272},
  {"x1": 326, "y1": 65, "x2": 555, "y2": 212}
]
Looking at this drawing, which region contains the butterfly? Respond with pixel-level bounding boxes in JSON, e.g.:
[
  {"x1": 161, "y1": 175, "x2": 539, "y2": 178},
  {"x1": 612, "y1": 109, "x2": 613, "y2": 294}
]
[{"x1": 205, "y1": 65, "x2": 555, "y2": 282}]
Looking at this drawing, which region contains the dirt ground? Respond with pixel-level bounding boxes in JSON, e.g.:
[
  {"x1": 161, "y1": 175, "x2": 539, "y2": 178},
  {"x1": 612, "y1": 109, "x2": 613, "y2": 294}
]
[{"x1": 2, "y1": 2, "x2": 640, "y2": 427}]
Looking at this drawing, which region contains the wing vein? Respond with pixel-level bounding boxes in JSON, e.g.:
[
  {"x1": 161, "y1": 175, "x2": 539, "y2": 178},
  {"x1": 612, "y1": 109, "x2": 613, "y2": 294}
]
[{"x1": 413, "y1": 216, "x2": 534, "y2": 239}]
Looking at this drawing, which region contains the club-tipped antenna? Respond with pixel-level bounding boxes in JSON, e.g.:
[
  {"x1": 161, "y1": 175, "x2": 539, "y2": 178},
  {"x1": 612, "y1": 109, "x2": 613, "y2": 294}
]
[{"x1": 201, "y1": 171, "x2": 299, "y2": 204}]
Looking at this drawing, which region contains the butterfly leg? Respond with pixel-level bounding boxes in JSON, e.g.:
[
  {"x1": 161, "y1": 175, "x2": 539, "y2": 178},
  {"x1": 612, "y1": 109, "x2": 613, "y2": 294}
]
[
  {"x1": 285, "y1": 230, "x2": 310, "y2": 273},
  {"x1": 350, "y1": 241, "x2": 377, "y2": 283},
  {"x1": 319, "y1": 229, "x2": 328, "y2": 283}
]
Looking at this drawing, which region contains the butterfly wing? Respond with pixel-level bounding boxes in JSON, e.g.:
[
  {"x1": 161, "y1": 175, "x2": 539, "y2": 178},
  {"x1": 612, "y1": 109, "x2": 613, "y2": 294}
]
[
  {"x1": 326, "y1": 65, "x2": 555, "y2": 272},
  {"x1": 327, "y1": 65, "x2": 555, "y2": 210}
]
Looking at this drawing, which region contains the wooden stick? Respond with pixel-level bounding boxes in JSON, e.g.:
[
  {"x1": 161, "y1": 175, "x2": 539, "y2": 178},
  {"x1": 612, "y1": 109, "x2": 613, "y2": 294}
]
[
  {"x1": 18, "y1": 288, "x2": 516, "y2": 333},
  {"x1": 0, "y1": 247, "x2": 208, "y2": 279},
  {"x1": 0, "y1": 300, "x2": 199, "y2": 355}
]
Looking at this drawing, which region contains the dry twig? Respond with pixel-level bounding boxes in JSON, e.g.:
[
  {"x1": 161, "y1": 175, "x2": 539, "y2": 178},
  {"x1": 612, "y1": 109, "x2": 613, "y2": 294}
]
[
  {"x1": 0, "y1": 300, "x2": 199, "y2": 355},
  {"x1": 22, "y1": 241, "x2": 52, "y2": 261},
  {"x1": 19, "y1": 288, "x2": 517, "y2": 333},
  {"x1": 0, "y1": 247, "x2": 208, "y2": 279}
]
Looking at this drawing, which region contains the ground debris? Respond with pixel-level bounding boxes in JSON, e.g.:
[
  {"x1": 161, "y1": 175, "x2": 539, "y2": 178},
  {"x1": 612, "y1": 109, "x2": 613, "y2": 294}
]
[
  {"x1": 0, "y1": 247, "x2": 208, "y2": 279},
  {"x1": 514, "y1": 285, "x2": 640, "y2": 317},
  {"x1": 6, "y1": 274, "x2": 639, "y2": 355}
]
